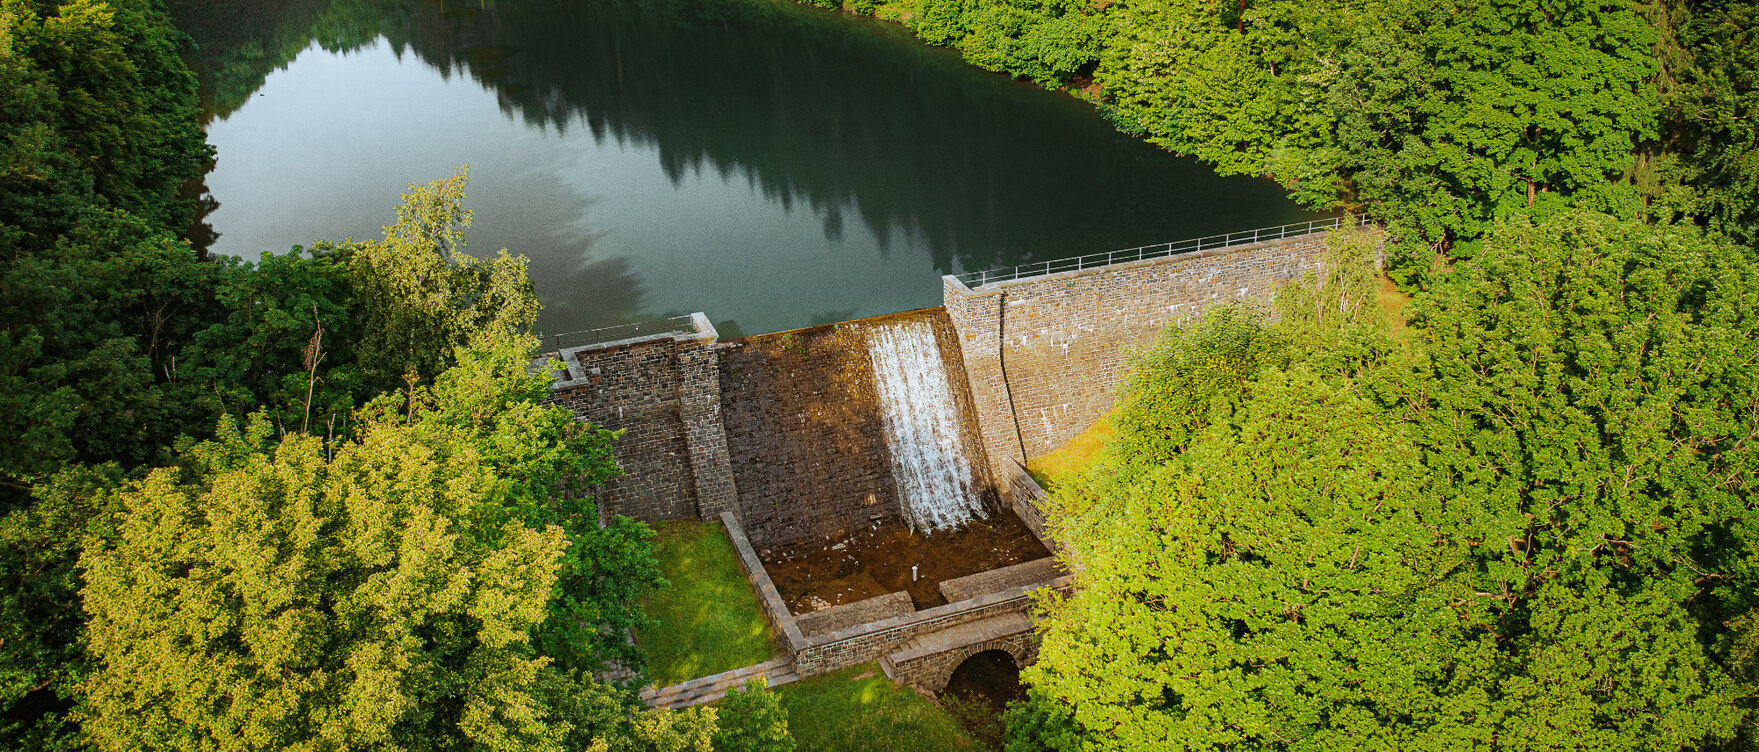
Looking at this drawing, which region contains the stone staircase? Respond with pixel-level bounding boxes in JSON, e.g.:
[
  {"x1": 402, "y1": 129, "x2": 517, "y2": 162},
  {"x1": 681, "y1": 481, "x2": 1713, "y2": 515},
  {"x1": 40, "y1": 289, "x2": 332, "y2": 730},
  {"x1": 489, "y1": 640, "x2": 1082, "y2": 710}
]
[{"x1": 640, "y1": 656, "x2": 800, "y2": 710}]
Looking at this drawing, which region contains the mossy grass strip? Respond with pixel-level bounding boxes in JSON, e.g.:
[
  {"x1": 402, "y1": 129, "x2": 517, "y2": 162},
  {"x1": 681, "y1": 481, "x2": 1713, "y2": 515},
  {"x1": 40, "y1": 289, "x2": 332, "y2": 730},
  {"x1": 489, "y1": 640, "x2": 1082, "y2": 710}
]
[{"x1": 637, "y1": 521, "x2": 775, "y2": 686}]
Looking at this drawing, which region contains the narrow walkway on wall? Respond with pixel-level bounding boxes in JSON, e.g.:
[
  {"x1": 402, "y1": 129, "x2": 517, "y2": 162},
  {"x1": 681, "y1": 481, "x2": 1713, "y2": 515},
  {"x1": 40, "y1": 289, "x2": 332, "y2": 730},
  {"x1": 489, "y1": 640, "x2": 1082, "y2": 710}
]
[{"x1": 868, "y1": 319, "x2": 985, "y2": 532}]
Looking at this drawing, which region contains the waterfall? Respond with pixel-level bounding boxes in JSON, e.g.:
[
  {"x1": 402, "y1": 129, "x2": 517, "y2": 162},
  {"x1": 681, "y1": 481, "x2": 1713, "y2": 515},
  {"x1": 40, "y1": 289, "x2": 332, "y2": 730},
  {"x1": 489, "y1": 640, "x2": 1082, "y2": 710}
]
[{"x1": 867, "y1": 320, "x2": 985, "y2": 532}]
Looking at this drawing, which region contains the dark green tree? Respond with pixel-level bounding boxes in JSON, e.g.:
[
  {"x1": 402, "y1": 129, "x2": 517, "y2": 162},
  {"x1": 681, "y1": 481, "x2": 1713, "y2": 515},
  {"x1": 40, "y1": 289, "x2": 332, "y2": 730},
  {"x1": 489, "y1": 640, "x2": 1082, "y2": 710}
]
[
  {"x1": 1657, "y1": 0, "x2": 1759, "y2": 244},
  {"x1": 1021, "y1": 212, "x2": 1759, "y2": 750},
  {"x1": 1, "y1": 0, "x2": 218, "y2": 486}
]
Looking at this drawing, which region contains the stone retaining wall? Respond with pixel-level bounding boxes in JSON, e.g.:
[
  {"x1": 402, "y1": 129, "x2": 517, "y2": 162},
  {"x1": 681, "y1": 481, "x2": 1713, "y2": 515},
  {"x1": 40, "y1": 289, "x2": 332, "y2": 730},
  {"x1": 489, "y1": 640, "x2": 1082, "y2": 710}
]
[
  {"x1": 794, "y1": 591, "x2": 914, "y2": 638},
  {"x1": 938, "y1": 557, "x2": 1065, "y2": 604},
  {"x1": 720, "y1": 512, "x2": 807, "y2": 654},
  {"x1": 547, "y1": 314, "x2": 738, "y2": 522},
  {"x1": 1006, "y1": 459, "x2": 1058, "y2": 553},
  {"x1": 791, "y1": 574, "x2": 1073, "y2": 678},
  {"x1": 944, "y1": 232, "x2": 1342, "y2": 485},
  {"x1": 721, "y1": 512, "x2": 1069, "y2": 681}
]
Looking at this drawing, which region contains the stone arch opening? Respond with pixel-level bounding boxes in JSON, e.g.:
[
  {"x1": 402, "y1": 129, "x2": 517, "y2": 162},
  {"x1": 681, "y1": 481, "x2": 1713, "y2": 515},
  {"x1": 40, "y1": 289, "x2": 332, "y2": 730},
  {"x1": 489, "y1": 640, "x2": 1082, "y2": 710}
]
[
  {"x1": 926, "y1": 640, "x2": 1029, "y2": 693},
  {"x1": 941, "y1": 648, "x2": 1026, "y2": 712}
]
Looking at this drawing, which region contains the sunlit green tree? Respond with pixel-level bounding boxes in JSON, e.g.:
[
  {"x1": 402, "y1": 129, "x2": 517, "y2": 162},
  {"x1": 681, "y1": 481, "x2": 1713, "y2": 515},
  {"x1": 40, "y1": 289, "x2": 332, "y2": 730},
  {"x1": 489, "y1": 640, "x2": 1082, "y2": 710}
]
[
  {"x1": 347, "y1": 168, "x2": 540, "y2": 390},
  {"x1": 79, "y1": 336, "x2": 659, "y2": 751}
]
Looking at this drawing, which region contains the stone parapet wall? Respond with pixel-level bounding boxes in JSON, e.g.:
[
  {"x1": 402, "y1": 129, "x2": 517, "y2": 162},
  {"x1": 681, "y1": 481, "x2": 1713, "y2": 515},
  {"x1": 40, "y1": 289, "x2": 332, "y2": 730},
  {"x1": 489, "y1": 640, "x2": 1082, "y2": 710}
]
[
  {"x1": 938, "y1": 557, "x2": 1065, "y2": 604},
  {"x1": 1005, "y1": 459, "x2": 1058, "y2": 553},
  {"x1": 546, "y1": 315, "x2": 737, "y2": 523},
  {"x1": 721, "y1": 512, "x2": 807, "y2": 654},
  {"x1": 945, "y1": 232, "x2": 1339, "y2": 483},
  {"x1": 794, "y1": 591, "x2": 914, "y2": 638}
]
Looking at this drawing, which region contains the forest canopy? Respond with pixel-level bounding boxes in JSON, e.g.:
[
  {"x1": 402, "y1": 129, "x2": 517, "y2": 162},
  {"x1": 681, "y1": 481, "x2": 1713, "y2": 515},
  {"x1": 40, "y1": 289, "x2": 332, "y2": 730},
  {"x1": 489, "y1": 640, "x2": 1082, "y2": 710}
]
[
  {"x1": 5, "y1": 0, "x2": 1758, "y2": 749},
  {"x1": 826, "y1": 0, "x2": 1759, "y2": 278},
  {"x1": 1015, "y1": 216, "x2": 1759, "y2": 750}
]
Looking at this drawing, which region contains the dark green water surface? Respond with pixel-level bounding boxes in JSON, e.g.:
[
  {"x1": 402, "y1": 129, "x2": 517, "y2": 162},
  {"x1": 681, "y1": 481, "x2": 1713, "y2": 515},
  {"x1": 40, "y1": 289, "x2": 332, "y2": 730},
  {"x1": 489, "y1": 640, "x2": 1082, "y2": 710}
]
[{"x1": 179, "y1": 0, "x2": 1321, "y2": 337}]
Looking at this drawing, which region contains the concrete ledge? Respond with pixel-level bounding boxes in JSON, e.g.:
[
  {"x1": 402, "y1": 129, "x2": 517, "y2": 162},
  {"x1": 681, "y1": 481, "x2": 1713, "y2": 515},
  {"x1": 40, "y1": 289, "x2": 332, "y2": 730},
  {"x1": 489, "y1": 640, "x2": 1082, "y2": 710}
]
[
  {"x1": 720, "y1": 511, "x2": 806, "y2": 651},
  {"x1": 795, "y1": 591, "x2": 914, "y2": 638},
  {"x1": 939, "y1": 557, "x2": 1065, "y2": 604}
]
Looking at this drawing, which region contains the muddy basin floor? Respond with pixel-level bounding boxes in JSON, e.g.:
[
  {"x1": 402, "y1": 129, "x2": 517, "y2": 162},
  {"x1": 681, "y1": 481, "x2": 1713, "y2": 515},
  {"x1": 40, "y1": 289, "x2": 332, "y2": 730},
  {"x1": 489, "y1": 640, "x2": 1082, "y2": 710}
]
[{"x1": 760, "y1": 508, "x2": 1051, "y2": 612}]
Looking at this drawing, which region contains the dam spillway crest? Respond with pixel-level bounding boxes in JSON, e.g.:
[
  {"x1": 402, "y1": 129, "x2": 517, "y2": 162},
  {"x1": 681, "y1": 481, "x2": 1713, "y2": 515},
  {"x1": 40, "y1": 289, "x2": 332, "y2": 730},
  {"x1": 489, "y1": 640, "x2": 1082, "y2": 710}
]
[{"x1": 868, "y1": 319, "x2": 986, "y2": 533}]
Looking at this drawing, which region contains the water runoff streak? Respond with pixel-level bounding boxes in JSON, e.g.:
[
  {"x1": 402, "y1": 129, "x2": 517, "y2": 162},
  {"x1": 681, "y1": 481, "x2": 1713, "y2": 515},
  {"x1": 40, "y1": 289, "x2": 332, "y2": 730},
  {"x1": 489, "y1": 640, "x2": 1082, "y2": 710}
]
[{"x1": 867, "y1": 320, "x2": 985, "y2": 532}]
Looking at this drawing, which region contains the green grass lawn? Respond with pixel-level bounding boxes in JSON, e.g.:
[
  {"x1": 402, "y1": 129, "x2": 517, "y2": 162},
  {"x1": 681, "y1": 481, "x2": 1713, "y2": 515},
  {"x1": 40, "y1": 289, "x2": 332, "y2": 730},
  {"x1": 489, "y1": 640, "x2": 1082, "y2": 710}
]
[
  {"x1": 772, "y1": 664, "x2": 985, "y2": 752},
  {"x1": 636, "y1": 520, "x2": 775, "y2": 687}
]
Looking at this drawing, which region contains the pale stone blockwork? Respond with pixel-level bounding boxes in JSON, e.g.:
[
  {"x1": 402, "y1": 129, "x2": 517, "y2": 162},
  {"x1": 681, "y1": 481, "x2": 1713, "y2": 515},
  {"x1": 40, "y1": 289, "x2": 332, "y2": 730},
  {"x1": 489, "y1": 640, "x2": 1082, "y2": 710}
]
[
  {"x1": 945, "y1": 233, "x2": 1338, "y2": 483},
  {"x1": 938, "y1": 557, "x2": 1065, "y2": 604}
]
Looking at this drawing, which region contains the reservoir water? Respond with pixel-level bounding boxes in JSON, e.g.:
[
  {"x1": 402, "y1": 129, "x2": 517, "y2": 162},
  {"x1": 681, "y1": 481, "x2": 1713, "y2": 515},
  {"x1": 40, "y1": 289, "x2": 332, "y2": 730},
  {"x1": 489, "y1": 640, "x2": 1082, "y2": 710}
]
[{"x1": 173, "y1": 0, "x2": 1322, "y2": 337}]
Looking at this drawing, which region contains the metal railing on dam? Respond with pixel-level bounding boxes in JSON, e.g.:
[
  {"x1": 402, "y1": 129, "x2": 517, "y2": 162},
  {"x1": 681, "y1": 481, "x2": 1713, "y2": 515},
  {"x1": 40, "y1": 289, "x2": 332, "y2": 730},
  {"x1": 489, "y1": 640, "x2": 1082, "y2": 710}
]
[
  {"x1": 545, "y1": 314, "x2": 700, "y2": 356},
  {"x1": 953, "y1": 215, "x2": 1370, "y2": 289}
]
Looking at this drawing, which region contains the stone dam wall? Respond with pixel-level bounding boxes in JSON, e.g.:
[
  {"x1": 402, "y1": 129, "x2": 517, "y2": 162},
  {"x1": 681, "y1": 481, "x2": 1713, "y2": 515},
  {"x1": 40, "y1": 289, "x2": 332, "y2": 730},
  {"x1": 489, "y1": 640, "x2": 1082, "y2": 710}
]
[
  {"x1": 547, "y1": 230, "x2": 1355, "y2": 529},
  {"x1": 548, "y1": 309, "x2": 995, "y2": 548},
  {"x1": 718, "y1": 308, "x2": 993, "y2": 549},
  {"x1": 548, "y1": 227, "x2": 1356, "y2": 689},
  {"x1": 943, "y1": 231, "x2": 1337, "y2": 484}
]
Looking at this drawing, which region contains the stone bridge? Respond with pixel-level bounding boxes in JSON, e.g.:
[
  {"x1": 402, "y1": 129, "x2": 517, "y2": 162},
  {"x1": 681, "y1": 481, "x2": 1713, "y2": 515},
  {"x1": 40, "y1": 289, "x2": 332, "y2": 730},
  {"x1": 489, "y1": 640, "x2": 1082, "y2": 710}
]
[{"x1": 878, "y1": 611, "x2": 1038, "y2": 692}]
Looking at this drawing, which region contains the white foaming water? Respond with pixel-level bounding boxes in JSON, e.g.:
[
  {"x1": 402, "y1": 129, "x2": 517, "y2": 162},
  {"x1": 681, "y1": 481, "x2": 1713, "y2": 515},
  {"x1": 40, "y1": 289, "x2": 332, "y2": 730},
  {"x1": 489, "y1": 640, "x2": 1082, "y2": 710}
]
[{"x1": 867, "y1": 320, "x2": 986, "y2": 532}]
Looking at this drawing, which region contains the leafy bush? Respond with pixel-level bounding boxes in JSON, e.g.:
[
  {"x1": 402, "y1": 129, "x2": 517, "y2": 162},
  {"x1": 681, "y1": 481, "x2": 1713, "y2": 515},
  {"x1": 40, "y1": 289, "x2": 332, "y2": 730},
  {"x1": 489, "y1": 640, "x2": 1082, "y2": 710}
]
[{"x1": 714, "y1": 679, "x2": 796, "y2": 752}]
